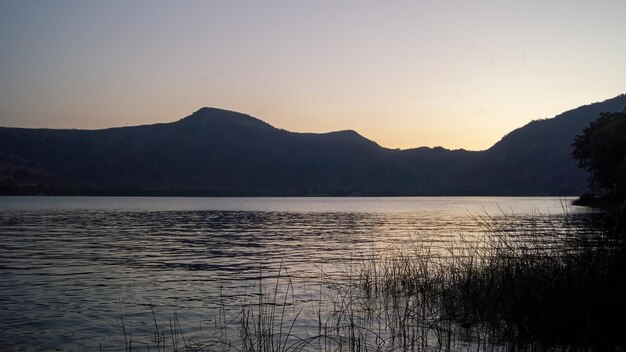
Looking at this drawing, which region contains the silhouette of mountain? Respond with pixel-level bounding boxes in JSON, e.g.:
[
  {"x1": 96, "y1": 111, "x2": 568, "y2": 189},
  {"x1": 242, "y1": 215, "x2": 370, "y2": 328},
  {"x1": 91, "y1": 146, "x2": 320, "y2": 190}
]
[
  {"x1": 1, "y1": 94, "x2": 626, "y2": 196},
  {"x1": 453, "y1": 94, "x2": 626, "y2": 195}
]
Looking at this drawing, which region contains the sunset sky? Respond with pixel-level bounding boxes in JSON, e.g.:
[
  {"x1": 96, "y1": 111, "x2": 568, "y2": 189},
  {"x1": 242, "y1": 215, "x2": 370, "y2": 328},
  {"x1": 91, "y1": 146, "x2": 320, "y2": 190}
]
[{"x1": 1, "y1": 0, "x2": 625, "y2": 150}]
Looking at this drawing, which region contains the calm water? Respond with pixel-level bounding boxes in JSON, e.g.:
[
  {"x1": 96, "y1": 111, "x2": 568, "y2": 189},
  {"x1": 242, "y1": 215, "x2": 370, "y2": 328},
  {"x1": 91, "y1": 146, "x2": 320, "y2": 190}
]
[{"x1": 0, "y1": 197, "x2": 594, "y2": 351}]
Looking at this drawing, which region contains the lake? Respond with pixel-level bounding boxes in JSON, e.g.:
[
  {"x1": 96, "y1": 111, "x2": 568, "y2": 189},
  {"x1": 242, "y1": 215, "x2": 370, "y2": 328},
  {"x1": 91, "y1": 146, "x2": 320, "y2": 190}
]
[{"x1": 0, "y1": 197, "x2": 596, "y2": 351}]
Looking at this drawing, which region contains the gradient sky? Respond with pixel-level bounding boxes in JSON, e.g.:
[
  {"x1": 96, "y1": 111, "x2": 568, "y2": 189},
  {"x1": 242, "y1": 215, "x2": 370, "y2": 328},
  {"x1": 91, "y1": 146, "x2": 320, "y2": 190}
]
[{"x1": 1, "y1": 1, "x2": 625, "y2": 150}]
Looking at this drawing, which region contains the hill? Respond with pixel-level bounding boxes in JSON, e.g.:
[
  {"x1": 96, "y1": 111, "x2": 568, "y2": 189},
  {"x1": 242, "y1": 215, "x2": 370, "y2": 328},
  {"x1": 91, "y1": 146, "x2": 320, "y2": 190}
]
[
  {"x1": 1, "y1": 95, "x2": 626, "y2": 196},
  {"x1": 455, "y1": 94, "x2": 626, "y2": 195}
]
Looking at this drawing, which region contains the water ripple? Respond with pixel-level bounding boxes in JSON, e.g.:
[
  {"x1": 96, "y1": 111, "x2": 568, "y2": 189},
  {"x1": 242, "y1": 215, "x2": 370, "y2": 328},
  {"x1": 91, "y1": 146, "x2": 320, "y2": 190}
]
[{"x1": 0, "y1": 198, "x2": 597, "y2": 351}]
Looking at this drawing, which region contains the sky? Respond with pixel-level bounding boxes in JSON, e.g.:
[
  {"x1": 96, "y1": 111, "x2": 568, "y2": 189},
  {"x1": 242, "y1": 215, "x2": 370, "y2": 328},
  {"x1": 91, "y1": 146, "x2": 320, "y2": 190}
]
[{"x1": 0, "y1": 1, "x2": 625, "y2": 151}]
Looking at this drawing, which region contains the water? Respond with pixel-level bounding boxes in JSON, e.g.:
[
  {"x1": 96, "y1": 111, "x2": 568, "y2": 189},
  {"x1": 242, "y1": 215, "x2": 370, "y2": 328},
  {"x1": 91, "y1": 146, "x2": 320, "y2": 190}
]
[{"x1": 0, "y1": 197, "x2": 594, "y2": 351}]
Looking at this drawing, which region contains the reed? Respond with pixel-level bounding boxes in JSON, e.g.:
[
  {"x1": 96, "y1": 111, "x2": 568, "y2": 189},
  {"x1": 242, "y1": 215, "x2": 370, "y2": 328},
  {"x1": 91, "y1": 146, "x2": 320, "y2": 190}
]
[
  {"x1": 353, "y1": 208, "x2": 626, "y2": 350},
  {"x1": 114, "y1": 208, "x2": 626, "y2": 351}
]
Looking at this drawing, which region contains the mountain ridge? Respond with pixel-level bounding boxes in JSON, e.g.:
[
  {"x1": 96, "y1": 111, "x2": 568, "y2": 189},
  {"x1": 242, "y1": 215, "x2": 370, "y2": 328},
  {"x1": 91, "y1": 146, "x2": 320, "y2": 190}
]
[{"x1": 1, "y1": 94, "x2": 625, "y2": 196}]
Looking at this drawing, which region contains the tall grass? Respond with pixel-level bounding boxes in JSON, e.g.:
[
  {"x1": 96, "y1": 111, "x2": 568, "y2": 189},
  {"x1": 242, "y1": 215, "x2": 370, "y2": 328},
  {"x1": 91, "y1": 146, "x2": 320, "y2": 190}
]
[
  {"x1": 353, "y1": 209, "x2": 626, "y2": 350},
  {"x1": 115, "y1": 208, "x2": 626, "y2": 351},
  {"x1": 118, "y1": 303, "x2": 206, "y2": 352}
]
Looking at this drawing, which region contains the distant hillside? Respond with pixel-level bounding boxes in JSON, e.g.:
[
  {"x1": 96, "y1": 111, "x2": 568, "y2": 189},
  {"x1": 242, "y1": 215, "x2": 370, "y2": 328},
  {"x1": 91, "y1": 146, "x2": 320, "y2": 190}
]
[
  {"x1": 1, "y1": 95, "x2": 626, "y2": 196},
  {"x1": 453, "y1": 94, "x2": 626, "y2": 195}
]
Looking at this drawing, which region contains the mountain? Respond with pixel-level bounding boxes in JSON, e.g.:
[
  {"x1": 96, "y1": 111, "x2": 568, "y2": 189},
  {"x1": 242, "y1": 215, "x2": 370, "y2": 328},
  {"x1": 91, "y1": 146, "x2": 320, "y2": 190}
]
[
  {"x1": 1, "y1": 95, "x2": 626, "y2": 196},
  {"x1": 453, "y1": 94, "x2": 626, "y2": 195}
]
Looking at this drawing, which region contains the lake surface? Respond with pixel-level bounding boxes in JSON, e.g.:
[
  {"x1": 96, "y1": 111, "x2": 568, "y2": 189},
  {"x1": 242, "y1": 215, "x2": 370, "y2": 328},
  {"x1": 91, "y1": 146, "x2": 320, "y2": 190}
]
[{"x1": 0, "y1": 197, "x2": 596, "y2": 351}]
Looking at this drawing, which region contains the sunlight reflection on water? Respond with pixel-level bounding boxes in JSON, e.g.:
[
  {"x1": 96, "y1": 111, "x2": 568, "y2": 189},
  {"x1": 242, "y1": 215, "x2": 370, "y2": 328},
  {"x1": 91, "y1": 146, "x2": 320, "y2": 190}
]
[{"x1": 0, "y1": 197, "x2": 596, "y2": 351}]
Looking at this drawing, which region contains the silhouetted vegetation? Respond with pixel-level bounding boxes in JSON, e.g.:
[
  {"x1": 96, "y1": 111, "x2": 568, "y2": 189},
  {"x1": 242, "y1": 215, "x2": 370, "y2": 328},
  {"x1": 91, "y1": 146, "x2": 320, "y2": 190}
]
[
  {"x1": 113, "y1": 209, "x2": 626, "y2": 351},
  {"x1": 573, "y1": 109, "x2": 626, "y2": 202}
]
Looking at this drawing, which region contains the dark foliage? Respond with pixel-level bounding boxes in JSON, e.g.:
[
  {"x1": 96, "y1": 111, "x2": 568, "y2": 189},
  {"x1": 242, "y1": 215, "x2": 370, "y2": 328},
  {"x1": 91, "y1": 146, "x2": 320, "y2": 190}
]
[
  {"x1": 573, "y1": 109, "x2": 626, "y2": 199},
  {"x1": 356, "y1": 208, "x2": 626, "y2": 351}
]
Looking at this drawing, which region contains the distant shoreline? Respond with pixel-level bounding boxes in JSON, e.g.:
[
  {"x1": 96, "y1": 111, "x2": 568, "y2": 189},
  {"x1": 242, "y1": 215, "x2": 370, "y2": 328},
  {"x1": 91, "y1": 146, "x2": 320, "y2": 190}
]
[
  {"x1": 572, "y1": 193, "x2": 625, "y2": 209},
  {"x1": 0, "y1": 194, "x2": 581, "y2": 198}
]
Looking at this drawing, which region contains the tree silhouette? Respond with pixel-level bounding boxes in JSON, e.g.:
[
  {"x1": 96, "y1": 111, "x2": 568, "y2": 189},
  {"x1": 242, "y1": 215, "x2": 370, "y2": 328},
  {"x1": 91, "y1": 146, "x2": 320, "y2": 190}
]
[{"x1": 572, "y1": 110, "x2": 626, "y2": 199}]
